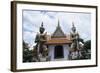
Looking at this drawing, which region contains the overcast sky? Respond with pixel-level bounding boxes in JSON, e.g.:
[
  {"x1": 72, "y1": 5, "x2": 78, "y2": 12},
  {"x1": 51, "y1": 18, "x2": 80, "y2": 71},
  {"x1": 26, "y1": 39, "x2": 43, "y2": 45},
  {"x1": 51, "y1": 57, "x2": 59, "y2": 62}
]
[{"x1": 22, "y1": 10, "x2": 91, "y2": 48}]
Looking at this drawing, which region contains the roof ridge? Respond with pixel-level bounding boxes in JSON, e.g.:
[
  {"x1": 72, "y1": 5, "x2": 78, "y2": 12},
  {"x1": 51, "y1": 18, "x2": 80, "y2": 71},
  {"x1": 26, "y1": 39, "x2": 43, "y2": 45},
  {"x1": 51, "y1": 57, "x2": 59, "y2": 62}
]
[{"x1": 52, "y1": 20, "x2": 66, "y2": 38}]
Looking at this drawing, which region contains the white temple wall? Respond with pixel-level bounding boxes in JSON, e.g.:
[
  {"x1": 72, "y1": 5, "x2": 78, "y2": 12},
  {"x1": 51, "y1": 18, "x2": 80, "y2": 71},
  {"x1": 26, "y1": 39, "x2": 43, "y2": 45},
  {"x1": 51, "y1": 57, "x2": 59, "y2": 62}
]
[
  {"x1": 48, "y1": 45, "x2": 55, "y2": 61},
  {"x1": 48, "y1": 44, "x2": 70, "y2": 61},
  {"x1": 63, "y1": 45, "x2": 69, "y2": 60}
]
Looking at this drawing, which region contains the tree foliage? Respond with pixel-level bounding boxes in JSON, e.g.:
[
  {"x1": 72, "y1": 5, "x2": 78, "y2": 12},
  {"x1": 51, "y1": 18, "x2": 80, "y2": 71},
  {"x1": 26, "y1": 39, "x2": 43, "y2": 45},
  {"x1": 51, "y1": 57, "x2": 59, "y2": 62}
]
[
  {"x1": 82, "y1": 40, "x2": 91, "y2": 59},
  {"x1": 23, "y1": 41, "x2": 33, "y2": 62},
  {"x1": 83, "y1": 40, "x2": 91, "y2": 50}
]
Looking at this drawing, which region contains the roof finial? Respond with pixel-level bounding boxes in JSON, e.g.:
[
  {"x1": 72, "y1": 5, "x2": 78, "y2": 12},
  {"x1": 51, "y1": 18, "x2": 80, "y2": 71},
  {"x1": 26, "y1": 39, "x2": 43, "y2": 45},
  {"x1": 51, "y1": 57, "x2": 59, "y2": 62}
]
[{"x1": 57, "y1": 19, "x2": 61, "y2": 28}]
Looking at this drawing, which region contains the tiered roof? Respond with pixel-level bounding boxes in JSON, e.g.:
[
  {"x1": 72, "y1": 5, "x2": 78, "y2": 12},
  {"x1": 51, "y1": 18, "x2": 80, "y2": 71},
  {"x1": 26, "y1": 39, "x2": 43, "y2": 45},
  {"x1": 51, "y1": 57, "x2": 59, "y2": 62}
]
[{"x1": 46, "y1": 21, "x2": 72, "y2": 45}]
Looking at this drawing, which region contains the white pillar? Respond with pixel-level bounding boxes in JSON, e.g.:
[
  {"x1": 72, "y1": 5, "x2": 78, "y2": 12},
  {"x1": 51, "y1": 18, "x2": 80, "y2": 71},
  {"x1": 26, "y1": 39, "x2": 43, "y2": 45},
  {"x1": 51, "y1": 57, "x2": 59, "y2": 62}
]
[
  {"x1": 63, "y1": 45, "x2": 69, "y2": 60},
  {"x1": 48, "y1": 45, "x2": 55, "y2": 61}
]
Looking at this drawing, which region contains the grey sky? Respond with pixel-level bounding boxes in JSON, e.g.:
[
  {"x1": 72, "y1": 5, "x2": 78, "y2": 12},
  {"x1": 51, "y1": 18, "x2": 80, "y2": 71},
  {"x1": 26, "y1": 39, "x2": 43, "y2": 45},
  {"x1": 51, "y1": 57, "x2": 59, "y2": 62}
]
[{"x1": 22, "y1": 10, "x2": 91, "y2": 47}]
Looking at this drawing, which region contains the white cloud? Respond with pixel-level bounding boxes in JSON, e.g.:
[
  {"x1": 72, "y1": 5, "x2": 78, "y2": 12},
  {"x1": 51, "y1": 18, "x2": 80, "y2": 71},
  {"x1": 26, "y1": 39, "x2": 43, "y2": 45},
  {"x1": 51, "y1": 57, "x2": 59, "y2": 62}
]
[
  {"x1": 23, "y1": 10, "x2": 91, "y2": 46},
  {"x1": 23, "y1": 31, "x2": 36, "y2": 46}
]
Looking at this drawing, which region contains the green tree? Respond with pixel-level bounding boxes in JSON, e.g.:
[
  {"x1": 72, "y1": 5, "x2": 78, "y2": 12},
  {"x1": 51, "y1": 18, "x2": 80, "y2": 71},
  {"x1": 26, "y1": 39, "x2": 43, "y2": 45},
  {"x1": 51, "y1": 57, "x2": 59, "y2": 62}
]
[
  {"x1": 84, "y1": 40, "x2": 91, "y2": 50},
  {"x1": 23, "y1": 41, "x2": 33, "y2": 62},
  {"x1": 83, "y1": 40, "x2": 91, "y2": 59}
]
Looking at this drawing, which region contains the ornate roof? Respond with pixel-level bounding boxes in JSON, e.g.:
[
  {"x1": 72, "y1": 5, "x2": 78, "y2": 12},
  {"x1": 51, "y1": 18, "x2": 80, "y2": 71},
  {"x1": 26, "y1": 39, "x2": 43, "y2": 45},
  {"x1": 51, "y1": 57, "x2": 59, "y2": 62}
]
[
  {"x1": 45, "y1": 20, "x2": 72, "y2": 45},
  {"x1": 51, "y1": 21, "x2": 66, "y2": 38},
  {"x1": 45, "y1": 38, "x2": 72, "y2": 45}
]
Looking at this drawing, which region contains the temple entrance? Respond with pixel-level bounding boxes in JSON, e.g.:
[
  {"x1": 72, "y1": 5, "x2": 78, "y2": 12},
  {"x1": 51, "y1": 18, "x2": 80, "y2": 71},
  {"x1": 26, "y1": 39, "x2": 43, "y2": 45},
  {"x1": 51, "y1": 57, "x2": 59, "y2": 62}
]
[{"x1": 54, "y1": 45, "x2": 64, "y2": 59}]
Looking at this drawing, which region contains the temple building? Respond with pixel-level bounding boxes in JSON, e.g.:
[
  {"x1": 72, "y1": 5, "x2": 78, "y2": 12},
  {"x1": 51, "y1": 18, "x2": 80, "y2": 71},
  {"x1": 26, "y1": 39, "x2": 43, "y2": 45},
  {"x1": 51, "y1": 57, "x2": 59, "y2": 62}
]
[
  {"x1": 45, "y1": 21, "x2": 72, "y2": 61},
  {"x1": 34, "y1": 21, "x2": 84, "y2": 62}
]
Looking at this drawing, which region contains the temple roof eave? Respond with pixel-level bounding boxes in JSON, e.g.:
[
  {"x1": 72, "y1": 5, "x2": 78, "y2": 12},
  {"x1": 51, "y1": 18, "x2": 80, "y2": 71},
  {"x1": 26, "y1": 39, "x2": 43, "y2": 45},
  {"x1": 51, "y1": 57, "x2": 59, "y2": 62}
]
[{"x1": 45, "y1": 38, "x2": 72, "y2": 45}]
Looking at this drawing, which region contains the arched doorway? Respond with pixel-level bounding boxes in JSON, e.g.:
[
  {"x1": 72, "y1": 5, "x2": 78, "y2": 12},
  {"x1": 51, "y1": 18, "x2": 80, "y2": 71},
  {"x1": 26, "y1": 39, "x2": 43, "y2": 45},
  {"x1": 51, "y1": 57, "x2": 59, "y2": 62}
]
[{"x1": 54, "y1": 45, "x2": 64, "y2": 59}]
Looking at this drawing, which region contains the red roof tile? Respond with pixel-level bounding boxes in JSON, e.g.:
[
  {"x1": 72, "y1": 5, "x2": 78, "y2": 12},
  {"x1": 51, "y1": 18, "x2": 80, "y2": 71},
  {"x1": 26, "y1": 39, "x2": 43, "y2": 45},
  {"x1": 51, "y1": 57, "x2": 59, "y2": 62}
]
[{"x1": 45, "y1": 38, "x2": 72, "y2": 45}]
